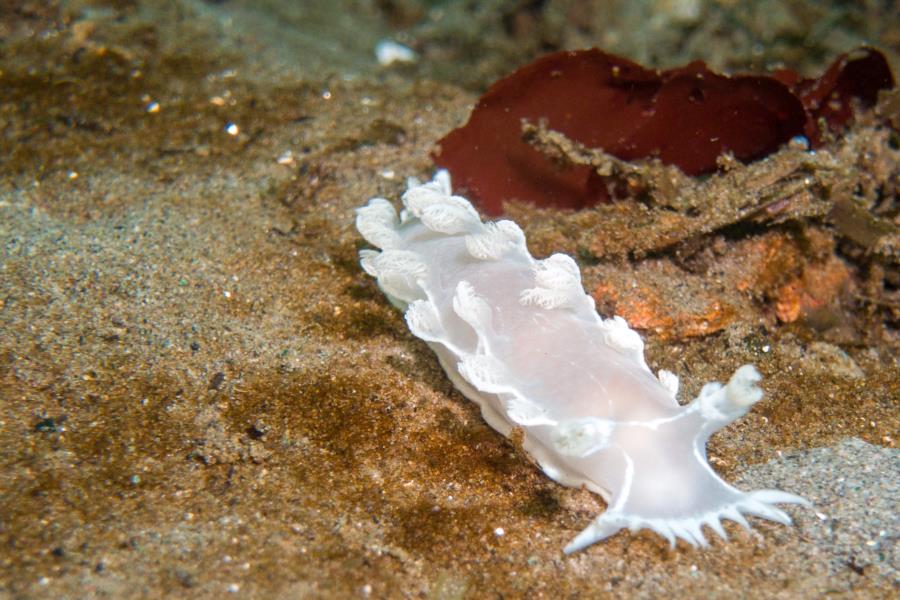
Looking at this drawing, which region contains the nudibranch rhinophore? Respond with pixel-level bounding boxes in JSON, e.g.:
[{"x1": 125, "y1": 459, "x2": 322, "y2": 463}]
[{"x1": 355, "y1": 171, "x2": 809, "y2": 552}]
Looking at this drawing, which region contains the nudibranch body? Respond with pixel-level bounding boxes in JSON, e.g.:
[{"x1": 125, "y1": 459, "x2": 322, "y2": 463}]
[{"x1": 356, "y1": 171, "x2": 808, "y2": 552}]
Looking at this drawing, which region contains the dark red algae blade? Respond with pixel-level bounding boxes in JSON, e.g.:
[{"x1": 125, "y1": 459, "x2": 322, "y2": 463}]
[
  {"x1": 434, "y1": 48, "x2": 894, "y2": 215},
  {"x1": 792, "y1": 47, "x2": 895, "y2": 142}
]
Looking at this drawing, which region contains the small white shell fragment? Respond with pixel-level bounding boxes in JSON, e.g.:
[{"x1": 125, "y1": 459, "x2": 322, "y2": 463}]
[
  {"x1": 356, "y1": 171, "x2": 810, "y2": 552},
  {"x1": 375, "y1": 39, "x2": 417, "y2": 66}
]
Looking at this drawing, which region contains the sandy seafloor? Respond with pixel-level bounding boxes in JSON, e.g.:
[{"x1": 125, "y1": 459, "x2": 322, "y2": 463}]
[{"x1": 0, "y1": 1, "x2": 898, "y2": 598}]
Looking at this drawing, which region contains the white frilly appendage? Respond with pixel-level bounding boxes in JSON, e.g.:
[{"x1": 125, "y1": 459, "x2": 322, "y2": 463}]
[
  {"x1": 564, "y1": 488, "x2": 810, "y2": 553},
  {"x1": 356, "y1": 170, "x2": 810, "y2": 553}
]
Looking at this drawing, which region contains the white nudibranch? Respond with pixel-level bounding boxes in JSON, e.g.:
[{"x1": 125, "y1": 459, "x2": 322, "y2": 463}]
[{"x1": 356, "y1": 171, "x2": 810, "y2": 552}]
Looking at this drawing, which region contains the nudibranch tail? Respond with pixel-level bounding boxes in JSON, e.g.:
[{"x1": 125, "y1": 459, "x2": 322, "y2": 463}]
[
  {"x1": 562, "y1": 364, "x2": 810, "y2": 552},
  {"x1": 356, "y1": 170, "x2": 810, "y2": 553}
]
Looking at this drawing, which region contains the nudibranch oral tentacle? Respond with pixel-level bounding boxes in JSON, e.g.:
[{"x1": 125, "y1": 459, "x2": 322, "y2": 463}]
[{"x1": 356, "y1": 171, "x2": 810, "y2": 552}]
